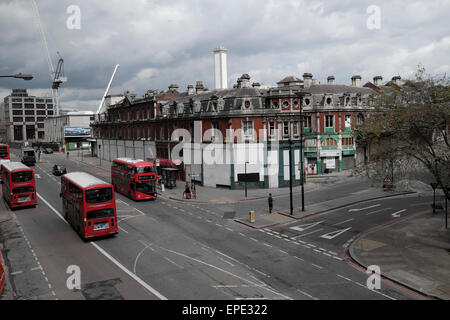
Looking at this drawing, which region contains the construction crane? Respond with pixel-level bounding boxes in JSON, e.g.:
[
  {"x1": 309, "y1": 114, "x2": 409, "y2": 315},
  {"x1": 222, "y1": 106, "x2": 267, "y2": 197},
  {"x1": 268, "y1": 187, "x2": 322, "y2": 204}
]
[
  {"x1": 96, "y1": 64, "x2": 120, "y2": 115},
  {"x1": 31, "y1": 0, "x2": 66, "y2": 116}
]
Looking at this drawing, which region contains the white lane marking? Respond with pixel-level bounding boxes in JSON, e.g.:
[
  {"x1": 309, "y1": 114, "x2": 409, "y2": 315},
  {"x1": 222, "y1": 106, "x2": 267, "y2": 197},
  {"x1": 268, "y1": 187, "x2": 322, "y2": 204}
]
[
  {"x1": 263, "y1": 243, "x2": 272, "y2": 248},
  {"x1": 333, "y1": 218, "x2": 354, "y2": 226},
  {"x1": 279, "y1": 250, "x2": 288, "y2": 255},
  {"x1": 30, "y1": 266, "x2": 42, "y2": 271},
  {"x1": 293, "y1": 228, "x2": 323, "y2": 238},
  {"x1": 320, "y1": 227, "x2": 352, "y2": 240},
  {"x1": 37, "y1": 193, "x2": 168, "y2": 300},
  {"x1": 250, "y1": 237, "x2": 258, "y2": 242},
  {"x1": 239, "y1": 232, "x2": 246, "y2": 237},
  {"x1": 225, "y1": 227, "x2": 233, "y2": 232},
  {"x1": 311, "y1": 263, "x2": 323, "y2": 270},
  {"x1": 365, "y1": 207, "x2": 392, "y2": 216},
  {"x1": 336, "y1": 274, "x2": 396, "y2": 300},
  {"x1": 11, "y1": 270, "x2": 23, "y2": 275},
  {"x1": 297, "y1": 289, "x2": 319, "y2": 300},
  {"x1": 328, "y1": 251, "x2": 338, "y2": 255},
  {"x1": 293, "y1": 256, "x2": 304, "y2": 261},
  {"x1": 118, "y1": 226, "x2": 129, "y2": 234},
  {"x1": 392, "y1": 209, "x2": 406, "y2": 218},
  {"x1": 290, "y1": 220, "x2": 323, "y2": 232},
  {"x1": 164, "y1": 257, "x2": 184, "y2": 269},
  {"x1": 348, "y1": 204, "x2": 381, "y2": 212},
  {"x1": 154, "y1": 244, "x2": 291, "y2": 300}
]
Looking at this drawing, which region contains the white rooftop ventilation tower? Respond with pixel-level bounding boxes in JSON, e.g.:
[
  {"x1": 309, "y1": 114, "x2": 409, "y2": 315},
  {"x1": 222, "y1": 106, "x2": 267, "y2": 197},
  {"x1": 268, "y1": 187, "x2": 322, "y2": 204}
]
[{"x1": 214, "y1": 46, "x2": 228, "y2": 90}]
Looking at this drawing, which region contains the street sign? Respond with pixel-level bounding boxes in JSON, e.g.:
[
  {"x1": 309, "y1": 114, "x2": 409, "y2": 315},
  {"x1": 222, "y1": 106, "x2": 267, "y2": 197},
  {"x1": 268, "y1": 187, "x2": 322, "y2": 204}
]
[
  {"x1": 155, "y1": 159, "x2": 160, "y2": 166},
  {"x1": 238, "y1": 173, "x2": 259, "y2": 182}
]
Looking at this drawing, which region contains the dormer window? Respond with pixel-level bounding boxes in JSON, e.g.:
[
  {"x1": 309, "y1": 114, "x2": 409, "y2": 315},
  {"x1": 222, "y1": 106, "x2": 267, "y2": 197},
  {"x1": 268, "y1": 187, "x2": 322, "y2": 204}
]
[
  {"x1": 304, "y1": 98, "x2": 310, "y2": 106},
  {"x1": 272, "y1": 100, "x2": 279, "y2": 109},
  {"x1": 283, "y1": 101, "x2": 289, "y2": 108},
  {"x1": 326, "y1": 97, "x2": 332, "y2": 105},
  {"x1": 244, "y1": 100, "x2": 251, "y2": 109}
]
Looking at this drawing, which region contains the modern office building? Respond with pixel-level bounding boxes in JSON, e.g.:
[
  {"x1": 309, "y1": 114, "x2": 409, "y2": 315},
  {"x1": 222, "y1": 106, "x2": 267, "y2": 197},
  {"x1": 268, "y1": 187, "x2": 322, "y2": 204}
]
[{"x1": 3, "y1": 88, "x2": 54, "y2": 143}]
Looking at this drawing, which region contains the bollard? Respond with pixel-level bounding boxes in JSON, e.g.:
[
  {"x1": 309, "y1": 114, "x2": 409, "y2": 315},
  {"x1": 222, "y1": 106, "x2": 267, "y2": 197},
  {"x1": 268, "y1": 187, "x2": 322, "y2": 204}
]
[
  {"x1": 249, "y1": 210, "x2": 255, "y2": 223},
  {"x1": 161, "y1": 183, "x2": 165, "y2": 192}
]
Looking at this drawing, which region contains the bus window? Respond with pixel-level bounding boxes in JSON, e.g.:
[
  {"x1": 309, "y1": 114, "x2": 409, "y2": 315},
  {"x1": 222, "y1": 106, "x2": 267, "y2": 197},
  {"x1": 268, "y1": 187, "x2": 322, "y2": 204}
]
[
  {"x1": 11, "y1": 171, "x2": 33, "y2": 182},
  {"x1": 85, "y1": 188, "x2": 113, "y2": 203},
  {"x1": 86, "y1": 208, "x2": 115, "y2": 220},
  {"x1": 13, "y1": 186, "x2": 34, "y2": 194},
  {"x1": 135, "y1": 166, "x2": 156, "y2": 174}
]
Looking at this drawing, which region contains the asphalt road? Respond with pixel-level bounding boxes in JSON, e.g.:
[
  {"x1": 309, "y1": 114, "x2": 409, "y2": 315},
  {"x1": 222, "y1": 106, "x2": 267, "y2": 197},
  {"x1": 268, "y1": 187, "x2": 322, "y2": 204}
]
[{"x1": 2, "y1": 149, "x2": 432, "y2": 300}]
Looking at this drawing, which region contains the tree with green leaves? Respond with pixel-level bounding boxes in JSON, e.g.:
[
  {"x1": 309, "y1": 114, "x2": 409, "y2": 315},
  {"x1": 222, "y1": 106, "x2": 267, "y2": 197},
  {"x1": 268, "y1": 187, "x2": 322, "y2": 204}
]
[{"x1": 355, "y1": 66, "x2": 449, "y2": 201}]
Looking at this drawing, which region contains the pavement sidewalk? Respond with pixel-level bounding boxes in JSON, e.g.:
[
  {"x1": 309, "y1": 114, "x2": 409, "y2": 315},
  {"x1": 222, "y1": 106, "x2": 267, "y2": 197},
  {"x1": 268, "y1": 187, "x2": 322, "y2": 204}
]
[{"x1": 349, "y1": 209, "x2": 450, "y2": 300}]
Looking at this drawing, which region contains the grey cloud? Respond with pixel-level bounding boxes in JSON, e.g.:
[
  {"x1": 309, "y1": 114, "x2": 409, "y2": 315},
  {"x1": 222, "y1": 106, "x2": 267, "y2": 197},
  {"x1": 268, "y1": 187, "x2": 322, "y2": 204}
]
[{"x1": 0, "y1": 0, "x2": 449, "y2": 111}]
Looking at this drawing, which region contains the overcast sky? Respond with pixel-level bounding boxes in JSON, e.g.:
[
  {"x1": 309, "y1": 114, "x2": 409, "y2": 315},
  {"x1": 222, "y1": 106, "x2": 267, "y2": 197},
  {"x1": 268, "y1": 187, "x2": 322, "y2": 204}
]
[{"x1": 1, "y1": 0, "x2": 449, "y2": 111}]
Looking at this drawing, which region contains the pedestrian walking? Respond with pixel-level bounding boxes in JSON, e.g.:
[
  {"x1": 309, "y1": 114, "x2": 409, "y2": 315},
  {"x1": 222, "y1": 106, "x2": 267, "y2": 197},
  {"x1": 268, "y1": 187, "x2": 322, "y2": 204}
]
[{"x1": 268, "y1": 193, "x2": 273, "y2": 214}]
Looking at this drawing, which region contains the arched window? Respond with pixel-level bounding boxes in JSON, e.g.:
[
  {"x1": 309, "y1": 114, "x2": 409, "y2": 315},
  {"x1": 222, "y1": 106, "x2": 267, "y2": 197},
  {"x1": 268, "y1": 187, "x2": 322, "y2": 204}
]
[
  {"x1": 356, "y1": 113, "x2": 364, "y2": 125},
  {"x1": 324, "y1": 138, "x2": 337, "y2": 146}
]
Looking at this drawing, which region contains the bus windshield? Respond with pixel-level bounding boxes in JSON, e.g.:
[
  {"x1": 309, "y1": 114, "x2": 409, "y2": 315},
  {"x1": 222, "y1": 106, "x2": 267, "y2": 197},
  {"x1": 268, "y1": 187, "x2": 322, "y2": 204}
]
[
  {"x1": 85, "y1": 187, "x2": 113, "y2": 203},
  {"x1": 11, "y1": 171, "x2": 33, "y2": 182},
  {"x1": 135, "y1": 181, "x2": 155, "y2": 194},
  {"x1": 135, "y1": 166, "x2": 155, "y2": 174}
]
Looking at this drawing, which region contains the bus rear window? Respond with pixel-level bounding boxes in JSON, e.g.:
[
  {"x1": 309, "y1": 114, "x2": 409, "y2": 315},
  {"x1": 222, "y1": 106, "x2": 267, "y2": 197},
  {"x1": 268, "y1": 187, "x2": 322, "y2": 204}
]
[
  {"x1": 13, "y1": 186, "x2": 34, "y2": 194},
  {"x1": 86, "y1": 208, "x2": 115, "y2": 220},
  {"x1": 85, "y1": 188, "x2": 113, "y2": 203},
  {"x1": 135, "y1": 166, "x2": 155, "y2": 174},
  {"x1": 11, "y1": 171, "x2": 33, "y2": 182}
]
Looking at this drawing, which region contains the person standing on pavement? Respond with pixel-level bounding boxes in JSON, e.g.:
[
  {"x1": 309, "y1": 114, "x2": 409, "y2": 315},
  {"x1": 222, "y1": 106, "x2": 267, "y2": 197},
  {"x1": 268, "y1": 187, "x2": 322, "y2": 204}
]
[{"x1": 268, "y1": 193, "x2": 273, "y2": 214}]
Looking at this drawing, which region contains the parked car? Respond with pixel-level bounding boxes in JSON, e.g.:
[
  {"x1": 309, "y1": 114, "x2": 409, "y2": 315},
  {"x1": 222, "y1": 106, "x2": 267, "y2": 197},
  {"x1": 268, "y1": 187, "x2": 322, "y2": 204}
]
[
  {"x1": 44, "y1": 148, "x2": 53, "y2": 154},
  {"x1": 52, "y1": 164, "x2": 67, "y2": 176}
]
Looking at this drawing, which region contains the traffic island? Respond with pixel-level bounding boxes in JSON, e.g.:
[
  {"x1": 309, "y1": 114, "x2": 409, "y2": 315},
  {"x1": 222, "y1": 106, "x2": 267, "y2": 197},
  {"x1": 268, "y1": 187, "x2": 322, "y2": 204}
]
[{"x1": 348, "y1": 211, "x2": 450, "y2": 300}]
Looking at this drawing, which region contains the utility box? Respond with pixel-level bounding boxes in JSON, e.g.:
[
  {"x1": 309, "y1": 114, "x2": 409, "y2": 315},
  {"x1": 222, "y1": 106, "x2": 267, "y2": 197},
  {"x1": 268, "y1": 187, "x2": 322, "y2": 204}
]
[{"x1": 249, "y1": 211, "x2": 255, "y2": 223}]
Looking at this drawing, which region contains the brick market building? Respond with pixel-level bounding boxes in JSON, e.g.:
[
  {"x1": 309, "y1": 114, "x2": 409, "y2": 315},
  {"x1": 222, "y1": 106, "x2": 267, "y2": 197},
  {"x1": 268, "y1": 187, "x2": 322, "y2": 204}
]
[{"x1": 92, "y1": 73, "x2": 381, "y2": 188}]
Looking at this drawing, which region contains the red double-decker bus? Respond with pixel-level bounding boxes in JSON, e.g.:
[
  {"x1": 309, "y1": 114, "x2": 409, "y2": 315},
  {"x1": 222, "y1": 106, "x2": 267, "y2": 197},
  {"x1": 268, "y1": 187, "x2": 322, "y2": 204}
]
[
  {"x1": 61, "y1": 172, "x2": 118, "y2": 240},
  {"x1": 1, "y1": 162, "x2": 37, "y2": 208},
  {"x1": 0, "y1": 252, "x2": 5, "y2": 296},
  {"x1": 0, "y1": 144, "x2": 10, "y2": 160},
  {"x1": 111, "y1": 158, "x2": 157, "y2": 200}
]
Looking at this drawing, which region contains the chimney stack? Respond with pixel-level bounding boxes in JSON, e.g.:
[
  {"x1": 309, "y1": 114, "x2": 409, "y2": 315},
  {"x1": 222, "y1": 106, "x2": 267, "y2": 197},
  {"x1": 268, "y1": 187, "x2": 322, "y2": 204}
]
[
  {"x1": 195, "y1": 81, "x2": 205, "y2": 94},
  {"x1": 252, "y1": 82, "x2": 261, "y2": 88},
  {"x1": 392, "y1": 76, "x2": 401, "y2": 86},
  {"x1": 327, "y1": 76, "x2": 335, "y2": 85},
  {"x1": 239, "y1": 74, "x2": 251, "y2": 88},
  {"x1": 303, "y1": 73, "x2": 313, "y2": 88},
  {"x1": 187, "y1": 85, "x2": 194, "y2": 95},
  {"x1": 373, "y1": 76, "x2": 383, "y2": 86},
  {"x1": 351, "y1": 75, "x2": 362, "y2": 87},
  {"x1": 168, "y1": 84, "x2": 179, "y2": 92},
  {"x1": 214, "y1": 46, "x2": 228, "y2": 90}
]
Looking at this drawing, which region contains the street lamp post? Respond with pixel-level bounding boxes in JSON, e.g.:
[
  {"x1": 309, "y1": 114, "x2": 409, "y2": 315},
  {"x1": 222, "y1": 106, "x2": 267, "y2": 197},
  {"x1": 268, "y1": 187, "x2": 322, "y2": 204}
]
[
  {"x1": 296, "y1": 93, "x2": 306, "y2": 212},
  {"x1": 430, "y1": 182, "x2": 438, "y2": 213},
  {"x1": 0, "y1": 73, "x2": 33, "y2": 80},
  {"x1": 245, "y1": 161, "x2": 249, "y2": 198},
  {"x1": 289, "y1": 139, "x2": 294, "y2": 215}
]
